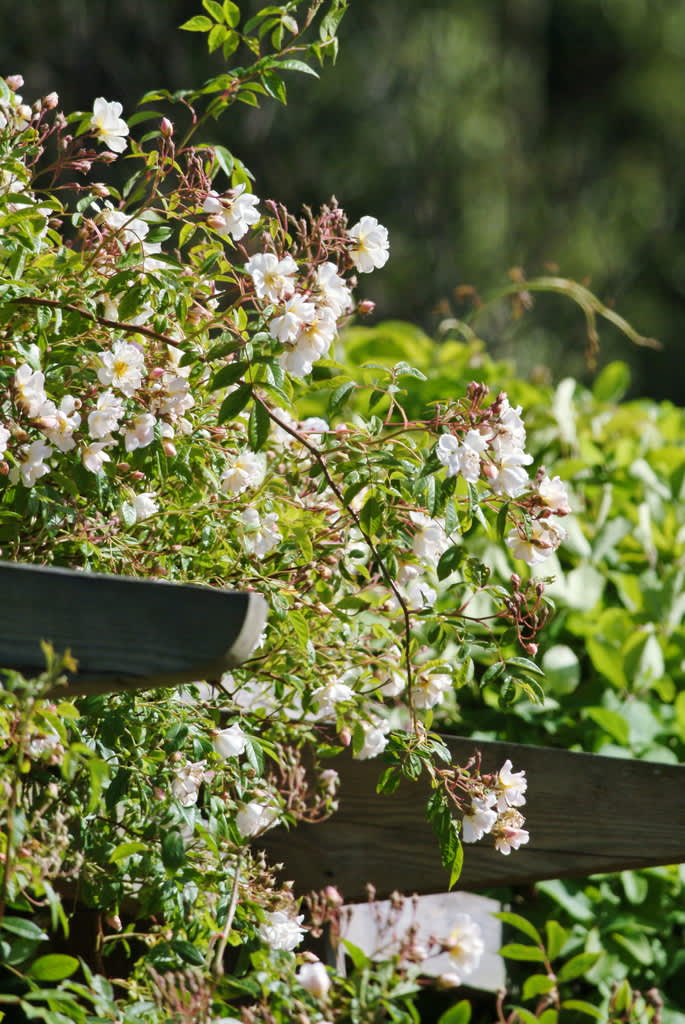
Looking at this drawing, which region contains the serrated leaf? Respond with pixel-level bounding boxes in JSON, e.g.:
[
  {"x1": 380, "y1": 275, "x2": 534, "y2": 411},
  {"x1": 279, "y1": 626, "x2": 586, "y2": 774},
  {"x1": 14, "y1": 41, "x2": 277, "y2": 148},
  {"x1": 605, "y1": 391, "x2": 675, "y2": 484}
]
[
  {"x1": 499, "y1": 942, "x2": 546, "y2": 962},
  {"x1": 328, "y1": 379, "x2": 355, "y2": 413},
  {"x1": 557, "y1": 951, "x2": 601, "y2": 982},
  {"x1": 480, "y1": 661, "x2": 506, "y2": 686},
  {"x1": 202, "y1": 0, "x2": 224, "y2": 20},
  {"x1": 437, "y1": 544, "x2": 463, "y2": 581},
  {"x1": 248, "y1": 400, "x2": 270, "y2": 451},
  {"x1": 276, "y1": 59, "x2": 319, "y2": 77},
  {"x1": 218, "y1": 383, "x2": 252, "y2": 423},
  {"x1": 223, "y1": 0, "x2": 240, "y2": 26},
  {"x1": 376, "y1": 766, "x2": 401, "y2": 795},
  {"x1": 506, "y1": 656, "x2": 545, "y2": 677},
  {"x1": 494, "y1": 912, "x2": 542, "y2": 945},
  {"x1": 170, "y1": 939, "x2": 204, "y2": 965},
  {"x1": 179, "y1": 14, "x2": 213, "y2": 31},
  {"x1": 448, "y1": 837, "x2": 464, "y2": 889}
]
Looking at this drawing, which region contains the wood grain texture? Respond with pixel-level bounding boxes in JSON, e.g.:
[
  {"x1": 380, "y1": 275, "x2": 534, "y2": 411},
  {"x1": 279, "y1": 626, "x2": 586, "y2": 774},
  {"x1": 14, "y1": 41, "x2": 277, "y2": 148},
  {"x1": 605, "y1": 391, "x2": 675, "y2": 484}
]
[
  {"x1": 0, "y1": 560, "x2": 267, "y2": 694},
  {"x1": 259, "y1": 736, "x2": 685, "y2": 899}
]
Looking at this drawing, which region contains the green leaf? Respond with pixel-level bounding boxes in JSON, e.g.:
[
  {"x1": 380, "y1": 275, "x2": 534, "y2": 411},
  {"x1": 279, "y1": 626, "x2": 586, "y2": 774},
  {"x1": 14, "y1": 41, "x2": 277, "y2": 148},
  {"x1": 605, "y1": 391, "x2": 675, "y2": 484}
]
[
  {"x1": 523, "y1": 974, "x2": 558, "y2": 999},
  {"x1": 27, "y1": 954, "x2": 79, "y2": 981},
  {"x1": 494, "y1": 912, "x2": 542, "y2": 945},
  {"x1": 210, "y1": 361, "x2": 248, "y2": 391},
  {"x1": 329, "y1": 379, "x2": 355, "y2": 413},
  {"x1": 437, "y1": 544, "x2": 463, "y2": 581},
  {"x1": 448, "y1": 838, "x2": 464, "y2": 889},
  {"x1": 162, "y1": 830, "x2": 186, "y2": 870},
  {"x1": 359, "y1": 494, "x2": 382, "y2": 538},
  {"x1": 276, "y1": 59, "x2": 319, "y2": 78},
  {"x1": 505, "y1": 656, "x2": 545, "y2": 677},
  {"x1": 110, "y1": 840, "x2": 148, "y2": 863},
  {"x1": 223, "y1": 0, "x2": 240, "y2": 26},
  {"x1": 202, "y1": 0, "x2": 224, "y2": 21},
  {"x1": 509, "y1": 1008, "x2": 540, "y2": 1024},
  {"x1": 179, "y1": 14, "x2": 214, "y2": 31},
  {"x1": 1, "y1": 917, "x2": 48, "y2": 941},
  {"x1": 499, "y1": 943, "x2": 546, "y2": 962},
  {"x1": 560, "y1": 1001, "x2": 604, "y2": 1020},
  {"x1": 170, "y1": 939, "x2": 204, "y2": 965},
  {"x1": 593, "y1": 360, "x2": 631, "y2": 403},
  {"x1": 248, "y1": 400, "x2": 270, "y2": 452},
  {"x1": 584, "y1": 706, "x2": 629, "y2": 746},
  {"x1": 545, "y1": 920, "x2": 568, "y2": 961},
  {"x1": 341, "y1": 938, "x2": 369, "y2": 970},
  {"x1": 218, "y1": 383, "x2": 252, "y2": 423},
  {"x1": 557, "y1": 951, "x2": 601, "y2": 982},
  {"x1": 437, "y1": 1000, "x2": 471, "y2": 1024}
]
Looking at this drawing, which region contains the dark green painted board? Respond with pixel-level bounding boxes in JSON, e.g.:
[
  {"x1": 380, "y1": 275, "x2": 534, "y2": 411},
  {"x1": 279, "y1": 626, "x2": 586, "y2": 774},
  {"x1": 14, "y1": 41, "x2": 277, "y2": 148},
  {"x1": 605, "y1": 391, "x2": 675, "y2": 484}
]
[
  {"x1": 0, "y1": 560, "x2": 267, "y2": 694},
  {"x1": 260, "y1": 736, "x2": 685, "y2": 899}
]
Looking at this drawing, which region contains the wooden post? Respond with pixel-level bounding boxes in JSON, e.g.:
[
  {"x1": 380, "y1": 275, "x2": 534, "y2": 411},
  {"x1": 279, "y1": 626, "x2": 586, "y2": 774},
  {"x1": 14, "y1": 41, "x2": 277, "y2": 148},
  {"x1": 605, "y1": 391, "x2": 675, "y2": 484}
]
[
  {"x1": 259, "y1": 737, "x2": 685, "y2": 900},
  {"x1": 0, "y1": 560, "x2": 267, "y2": 694}
]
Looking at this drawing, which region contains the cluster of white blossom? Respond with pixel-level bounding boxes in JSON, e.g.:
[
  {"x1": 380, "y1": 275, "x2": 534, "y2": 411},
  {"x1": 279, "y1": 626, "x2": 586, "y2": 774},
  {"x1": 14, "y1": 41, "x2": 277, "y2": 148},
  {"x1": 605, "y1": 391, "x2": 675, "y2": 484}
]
[
  {"x1": 240, "y1": 215, "x2": 388, "y2": 379},
  {"x1": 462, "y1": 759, "x2": 529, "y2": 855},
  {"x1": 436, "y1": 394, "x2": 570, "y2": 566}
]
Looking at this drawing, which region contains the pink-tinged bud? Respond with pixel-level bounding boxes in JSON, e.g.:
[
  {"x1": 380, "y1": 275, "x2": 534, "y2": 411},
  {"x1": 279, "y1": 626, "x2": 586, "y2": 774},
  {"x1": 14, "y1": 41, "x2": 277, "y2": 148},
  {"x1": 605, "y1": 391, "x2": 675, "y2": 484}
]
[
  {"x1": 0, "y1": 462, "x2": 8, "y2": 476},
  {"x1": 17, "y1": 104, "x2": 32, "y2": 122},
  {"x1": 481, "y1": 461, "x2": 497, "y2": 480},
  {"x1": 43, "y1": 92, "x2": 59, "y2": 110},
  {"x1": 523, "y1": 642, "x2": 538, "y2": 656},
  {"x1": 101, "y1": 151, "x2": 119, "y2": 163},
  {"x1": 130, "y1": 470, "x2": 145, "y2": 481},
  {"x1": 357, "y1": 299, "x2": 375, "y2": 316},
  {"x1": 339, "y1": 727, "x2": 352, "y2": 747},
  {"x1": 105, "y1": 914, "x2": 122, "y2": 932},
  {"x1": 149, "y1": 366, "x2": 165, "y2": 379},
  {"x1": 162, "y1": 439, "x2": 177, "y2": 457},
  {"x1": 160, "y1": 117, "x2": 174, "y2": 138},
  {"x1": 323, "y1": 885, "x2": 343, "y2": 907},
  {"x1": 207, "y1": 213, "x2": 226, "y2": 231},
  {"x1": 116, "y1": 462, "x2": 130, "y2": 472},
  {"x1": 72, "y1": 159, "x2": 92, "y2": 174},
  {"x1": 92, "y1": 182, "x2": 110, "y2": 198},
  {"x1": 6, "y1": 75, "x2": 23, "y2": 91}
]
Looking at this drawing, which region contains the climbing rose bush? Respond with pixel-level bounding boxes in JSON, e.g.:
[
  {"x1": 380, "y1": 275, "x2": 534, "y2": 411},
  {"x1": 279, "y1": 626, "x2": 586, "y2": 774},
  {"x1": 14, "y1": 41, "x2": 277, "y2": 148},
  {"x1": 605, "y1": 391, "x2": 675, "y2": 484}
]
[{"x1": 0, "y1": 4, "x2": 589, "y2": 1022}]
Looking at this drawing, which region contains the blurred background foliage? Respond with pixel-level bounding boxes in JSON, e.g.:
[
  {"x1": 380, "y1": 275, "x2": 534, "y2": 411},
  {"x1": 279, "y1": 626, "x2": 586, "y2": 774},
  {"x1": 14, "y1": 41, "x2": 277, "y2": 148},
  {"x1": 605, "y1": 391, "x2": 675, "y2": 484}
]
[{"x1": 3, "y1": 0, "x2": 685, "y2": 399}]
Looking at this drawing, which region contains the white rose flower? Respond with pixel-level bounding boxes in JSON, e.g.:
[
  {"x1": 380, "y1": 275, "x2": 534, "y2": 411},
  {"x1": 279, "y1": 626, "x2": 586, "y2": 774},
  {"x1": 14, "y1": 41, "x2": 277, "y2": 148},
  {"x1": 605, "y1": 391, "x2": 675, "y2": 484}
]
[
  {"x1": 0, "y1": 423, "x2": 10, "y2": 458},
  {"x1": 213, "y1": 723, "x2": 248, "y2": 759},
  {"x1": 462, "y1": 792, "x2": 498, "y2": 843},
  {"x1": 348, "y1": 215, "x2": 390, "y2": 273},
  {"x1": 97, "y1": 340, "x2": 146, "y2": 397},
  {"x1": 245, "y1": 252, "x2": 298, "y2": 303},
  {"x1": 16, "y1": 440, "x2": 51, "y2": 487},
  {"x1": 354, "y1": 719, "x2": 390, "y2": 760},
  {"x1": 241, "y1": 508, "x2": 281, "y2": 558},
  {"x1": 444, "y1": 914, "x2": 485, "y2": 982},
  {"x1": 297, "y1": 961, "x2": 331, "y2": 998},
  {"x1": 269, "y1": 294, "x2": 316, "y2": 344},
  {"x1": 39, "y1": 395, "x2": 81, "y2": 452},
  {"x1": 506, "y1": 518, "x2": 566, "y2": 566},
  {"x1": 495, "y1": 759, "x2": 527, "y2": 811},
  {"x1": 90, "y1": 97, "x2": 129, "y2": 153},
  {"x1": 412, "y1": 672, "x2": 452, "y2": 710},
  {"x1": 88, "y1": 390, "x2": 124, "y2": 439},
  {"x1": 133, "y1": 492, "x2": 158, "y2": 522},
  {"x1": 82, "y1": 439, "x2": 112, "y2": 474},
  {"x1": 258, "y1": 910, "x2": 306, "y2": 951},
  {"x1": 221, "y1": 451, "x2": 266, "y2": 495},
  {"x1": 14, "y1": 365, "x2": 51, "y2": 418},
  {"x1": 236, "y1": 799, "x2": 279, "y2": 837},
  {"x1": 203, "y1": 184, "x2": 260, "y2": 240},
  {"x1": 124, "y1": 412, "x2": 156, "y2": 452},
  {"x1": 316, "y1": 262, "x2": 353, "y2": 317},
  {"x1": 409, "y1": 511, "x2": 450, "y2": 568},
  {"x1": 172, "y1": 760, "x2": 206, "y2": 807}
]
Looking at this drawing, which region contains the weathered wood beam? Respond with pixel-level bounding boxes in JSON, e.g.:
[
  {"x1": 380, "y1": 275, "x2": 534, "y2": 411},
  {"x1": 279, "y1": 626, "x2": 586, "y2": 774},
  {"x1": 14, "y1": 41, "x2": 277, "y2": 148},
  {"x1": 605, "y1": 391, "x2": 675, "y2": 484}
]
[
  {"x1": 259, "y1": 736, "x2": 685, "y2": 899},
  {"x1": 0, "y1": 560, "x2": 267, "y2": 695}
]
